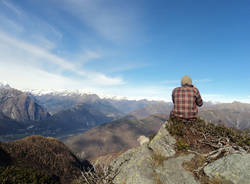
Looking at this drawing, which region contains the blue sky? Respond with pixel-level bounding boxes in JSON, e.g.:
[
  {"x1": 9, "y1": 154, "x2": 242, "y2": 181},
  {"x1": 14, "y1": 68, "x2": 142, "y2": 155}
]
[{"x1": 0, "y1": 0, "x2": 249, "y2": 102}]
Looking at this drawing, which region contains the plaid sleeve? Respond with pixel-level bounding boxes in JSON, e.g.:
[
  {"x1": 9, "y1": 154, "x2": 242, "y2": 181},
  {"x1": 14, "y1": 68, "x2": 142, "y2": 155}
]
[
  {"x1": 172, "y1": 89, "x2": 175, "y2": 103},
  {"x1": 195, "y1": 88, "x2": 203, "y2": 107}
]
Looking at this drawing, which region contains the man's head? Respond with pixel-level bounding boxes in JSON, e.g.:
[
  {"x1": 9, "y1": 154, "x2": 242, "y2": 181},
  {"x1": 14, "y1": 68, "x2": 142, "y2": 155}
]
[{"x1": 181, "y1": 75, "x2": 192, "y2": 86}]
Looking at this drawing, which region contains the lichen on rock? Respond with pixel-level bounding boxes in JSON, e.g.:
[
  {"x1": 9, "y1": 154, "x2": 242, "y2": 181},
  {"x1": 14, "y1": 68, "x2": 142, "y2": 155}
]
[{"x1": 204, "y1": 151, "x2": 250, "y2": 184}]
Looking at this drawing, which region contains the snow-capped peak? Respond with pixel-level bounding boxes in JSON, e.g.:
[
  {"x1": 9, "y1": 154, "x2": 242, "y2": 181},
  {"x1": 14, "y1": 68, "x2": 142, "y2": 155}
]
[
  {"x1": 23, "y1": 88, "x2": 98, "y2": 97},
  {"x1": 0, "y1": 81, "x2": 11, "y2": 89},
  {"x1": 22, "y1": 88, "x2": 168, "y2": 102}
]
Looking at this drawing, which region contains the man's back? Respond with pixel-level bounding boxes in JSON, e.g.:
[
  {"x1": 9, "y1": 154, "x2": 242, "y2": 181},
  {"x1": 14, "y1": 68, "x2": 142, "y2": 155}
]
[{"x1": 171, "y1": 84, "x2": 203, "y2": 119}]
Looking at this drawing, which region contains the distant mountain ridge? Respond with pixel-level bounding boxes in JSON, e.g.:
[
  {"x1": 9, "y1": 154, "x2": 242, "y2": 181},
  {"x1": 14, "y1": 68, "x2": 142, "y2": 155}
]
[
  {"x1": 199, "y1": 101, "x2": 250, "y2": 130},
  {"x1": 30, "y1": 90, "x2": 160, "y2": 115},
  {"x1": 129, "y1": 101, "x2": 172, "y2": 119},
  {"x1": 0, "y1": 88, "x2": 50, "y2": 122},
  {"x1": 34, "y1": 101, "x2": 123, "y2": 135},
  {"x1": 31, "y1": 91, "x2": 102, "y2": 114}
]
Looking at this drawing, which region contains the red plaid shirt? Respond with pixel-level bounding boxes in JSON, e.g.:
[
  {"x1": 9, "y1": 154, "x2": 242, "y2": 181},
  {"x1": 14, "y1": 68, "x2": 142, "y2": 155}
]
[{"x1": 171, "y1": 85, "x2": 203, "y2": 119}]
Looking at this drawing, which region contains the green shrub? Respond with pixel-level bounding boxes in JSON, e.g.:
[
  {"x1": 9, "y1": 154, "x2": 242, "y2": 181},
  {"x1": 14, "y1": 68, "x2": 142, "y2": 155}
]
[
  {"x1": 166, "y1": 120, "x2": 186, "y2": 137},
  {"x1": 176, "y1": 139, "x2": 189, "y2": 151}
]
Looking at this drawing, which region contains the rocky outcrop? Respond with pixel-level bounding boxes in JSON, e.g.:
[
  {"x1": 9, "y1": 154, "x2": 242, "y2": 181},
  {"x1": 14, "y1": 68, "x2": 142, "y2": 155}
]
[
  {"x1": 110, "y1": 123, "x2": 198, "y2": 184},
  {"x1": 111, "y1": 144, "x2": 155, "y2": 184},
  {"x1": 204, "y1": 151, "x2": 250, "y2": 184},
  {"x1": 148, "y1": 123, "x2": 176, "y2": 157},
  {"x1": 110, "y1": 121, "x2": 250, "y2": 184}
]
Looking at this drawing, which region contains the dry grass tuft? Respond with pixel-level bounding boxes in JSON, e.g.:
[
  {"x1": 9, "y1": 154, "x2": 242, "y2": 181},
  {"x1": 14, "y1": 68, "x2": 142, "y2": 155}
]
[
  {"x1": 153, "y1": 171, "x2": 163, "y2": 184},
  {"x1": 151, "y1": 152, "x2": 168, "y2": 167},
  {"x1": 72, "y1": 164, "x2": 119, "y2": 184}
]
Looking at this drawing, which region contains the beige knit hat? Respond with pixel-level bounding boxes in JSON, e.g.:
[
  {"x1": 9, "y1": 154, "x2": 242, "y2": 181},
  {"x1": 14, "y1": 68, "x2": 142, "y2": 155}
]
[{"x1": 181, "y1": 75, "x2": 192, "y2": 86}]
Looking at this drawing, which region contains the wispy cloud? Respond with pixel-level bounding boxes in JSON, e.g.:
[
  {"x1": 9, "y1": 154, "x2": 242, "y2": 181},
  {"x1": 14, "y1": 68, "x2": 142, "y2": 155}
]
[
  {"x1": 0, "y1": 0, "x2": 62, "y2": 51},
  {"x1": 0, "y1": 30, "x2": 124, "y2": 88},
  {"x1": 0, "y1": 15, "x2": 23, "y2": 32},
  {"x1": 194, "y1": 78, "x2": 212, "y2": 83},
  {"x1": 2, "y1": 0, "x2": 23, "y2": 16},
  {"x1": 58, "y1": 0, "x2": 141, "y2": 43},
  {"x1": 161, "y1": 80, "x2": 179, "y2": 85},
  {"x1": 74, "y1": 49, "x2": 102, "y2": 65},
  {"x1": 202, "y1": 94, "x2": 250, "y2": 103},
  {"x1": 0, "y1": 0, "x2": 130, "y2": 88}
]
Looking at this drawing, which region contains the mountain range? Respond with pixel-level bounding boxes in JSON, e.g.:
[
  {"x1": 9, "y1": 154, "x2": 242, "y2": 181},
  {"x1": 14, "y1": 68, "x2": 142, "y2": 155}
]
[
  {"x1": 29, "y1": 89, "x2": 158, "y2": 115},
  {"x1": 0, "y1": 83, "x2": 250, "y2": 183},
  {"x1": 0, "y1": 83, "x2": 250, "y2": 142},
  {"x1": 33, "y1": 101, "x2": 123, "y2": 135},
  {"x1": 199, "y1": 101, "x2": 250, "y2": 129}
]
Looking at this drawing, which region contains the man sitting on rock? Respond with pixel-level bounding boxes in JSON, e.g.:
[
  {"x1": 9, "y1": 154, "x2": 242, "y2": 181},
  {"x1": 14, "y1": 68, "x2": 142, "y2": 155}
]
[{"x1": 170, "y1": 75, "x2": 203, "y2": 122}]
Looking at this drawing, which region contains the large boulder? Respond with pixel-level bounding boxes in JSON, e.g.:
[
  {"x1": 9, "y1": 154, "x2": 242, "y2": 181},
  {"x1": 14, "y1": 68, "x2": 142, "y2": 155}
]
[{"x1": 204, "y1": 151, "x2": 250, "y2": 184}]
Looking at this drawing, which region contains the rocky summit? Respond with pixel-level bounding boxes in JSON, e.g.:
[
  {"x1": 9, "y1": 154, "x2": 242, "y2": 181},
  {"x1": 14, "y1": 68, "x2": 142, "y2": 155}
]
[{"x1": 110, "y1": 120, "x2": 250, "y2": 184}]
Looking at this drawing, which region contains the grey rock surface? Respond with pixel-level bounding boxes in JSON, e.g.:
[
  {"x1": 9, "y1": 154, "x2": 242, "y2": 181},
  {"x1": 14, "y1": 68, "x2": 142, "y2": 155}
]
[
  {"x1": 156, "y1": 154, "x2": 199, "y2": 184},
  {"x1": 204, "y1": 152, "x2": 250, "y2": 184},
  {"x1": 111, "y1": 144, "x2": 155, "y2": 184},
  {"x1": 148, "y1": 123, "x2": 176, "y2": 157}
]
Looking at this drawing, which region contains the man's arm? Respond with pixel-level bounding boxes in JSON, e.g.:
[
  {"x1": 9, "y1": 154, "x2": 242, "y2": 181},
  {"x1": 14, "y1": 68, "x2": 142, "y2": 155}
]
[
  {"x1": 172, "y1": 89, "x2": 175, "y2": 103},
  {"x1": 195, "y1": 88, "x2": 203, "y2": 107}
]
